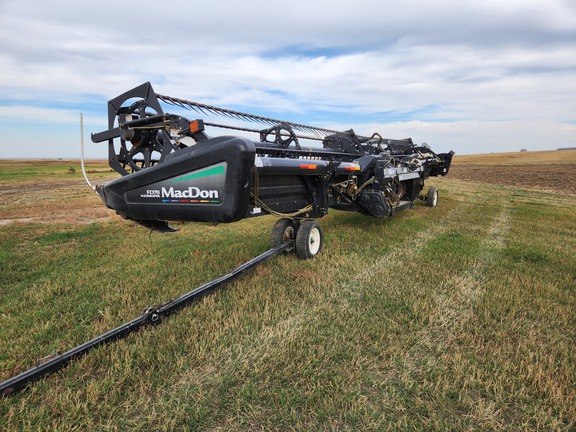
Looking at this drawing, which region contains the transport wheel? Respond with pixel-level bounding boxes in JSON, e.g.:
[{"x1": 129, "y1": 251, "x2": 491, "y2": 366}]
[
  {"x1": 271, "y1": 218, "x2": 296, "y2": 251},
  {"x1": 426, "y1": 187, "x2": 438, "y2": 207},
  {"x1": 295, "y1": 220, "x2": 323, "y2": 259}
]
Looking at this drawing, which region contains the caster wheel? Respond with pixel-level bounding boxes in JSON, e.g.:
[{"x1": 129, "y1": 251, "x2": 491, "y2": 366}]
[
  {"x1": 271, "y1": 218, "x2": 297, "y2": 251},
  {"x1": 295, "y1": 220, "x2": 323, "y2": 259},
  {"x1": 426, "y1": 187, "x2": 438, "y2": 207}
]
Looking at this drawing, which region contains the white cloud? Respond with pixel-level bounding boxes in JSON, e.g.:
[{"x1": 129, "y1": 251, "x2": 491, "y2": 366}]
[
  {"x1": 0, "y1": 0, "x2": 574, "y2": 157},
  {"x1": 0, "y1": 105, "x2": 105, "y2": 126}
]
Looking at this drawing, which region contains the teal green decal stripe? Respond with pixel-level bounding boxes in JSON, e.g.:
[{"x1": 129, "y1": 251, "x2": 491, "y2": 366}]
[{"x1": 170, "y1": 165, "x2": 225, "y2": 183}]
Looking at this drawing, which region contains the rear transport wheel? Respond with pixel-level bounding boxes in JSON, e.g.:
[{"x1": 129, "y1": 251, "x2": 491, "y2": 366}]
[
  {"x1": 295, "y1": 220, "x2": 323, "y2": 259},
  {"x1": 426, "y1": 187, "x2": 438, "y2": 207},
  {"x1": 271, "y1": 218, "x2": 297, "y2": 251}
]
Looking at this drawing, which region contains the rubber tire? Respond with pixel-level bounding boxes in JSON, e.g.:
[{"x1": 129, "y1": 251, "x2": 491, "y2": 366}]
[
  {"x1": 426, "y1": 187, "x2": 438, "y2": 207},
  {"x1": 295, "y1": 220, "x2": 323, "y2": 259},
  {"x1": 271, "y1": 218, "x2": 296, "y2": 250}
]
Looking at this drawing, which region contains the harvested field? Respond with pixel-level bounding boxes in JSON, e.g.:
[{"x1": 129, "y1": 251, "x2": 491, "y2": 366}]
[
  {"x1": 450, "y1": 150, "x2": 576, "y2": 194},
  {"x1": 0, "y1": 159, "x2": 115, "y2": 226}
]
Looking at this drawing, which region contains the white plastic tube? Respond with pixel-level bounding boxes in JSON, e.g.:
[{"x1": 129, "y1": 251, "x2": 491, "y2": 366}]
[{"x1": 79, "y1": 112, "x2": 97, "y2": 192}]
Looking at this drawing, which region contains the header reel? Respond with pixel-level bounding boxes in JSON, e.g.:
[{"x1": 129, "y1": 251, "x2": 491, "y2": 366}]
[{"x1": 92, "y1": 83, "x2": 208, "y2": 176}]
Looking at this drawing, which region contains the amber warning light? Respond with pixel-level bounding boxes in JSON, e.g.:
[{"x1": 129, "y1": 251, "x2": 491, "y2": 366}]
[{"x1": 189, "y1": 119, "x2": 205, "y2": 134}]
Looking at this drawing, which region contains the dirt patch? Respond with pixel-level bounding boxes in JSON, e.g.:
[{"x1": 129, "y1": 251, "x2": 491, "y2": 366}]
[
  {"x1": 449, "y1": 164, "x2": 576, "y2": 194},
  {"x1": 453, "y1": 149, "x2": 576, "y2": 165},
  {"x1": 0, "y1": 177, "x2": 117, "y2": 226}
]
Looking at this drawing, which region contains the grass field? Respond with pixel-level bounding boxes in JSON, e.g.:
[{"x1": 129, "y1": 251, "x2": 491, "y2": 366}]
[{"x1": 1, "y1": 153, "x2": 575, "y2": 430}]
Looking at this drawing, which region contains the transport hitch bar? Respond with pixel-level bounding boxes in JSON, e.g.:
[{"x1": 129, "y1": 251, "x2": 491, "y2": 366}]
[{"x1": 0, "y1": 241, "x2": 293, "y2": 396}]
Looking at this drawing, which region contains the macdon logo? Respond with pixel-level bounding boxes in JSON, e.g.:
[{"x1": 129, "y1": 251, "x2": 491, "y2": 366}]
[{"x1": 141, "y1": 187, "x2": 219, "y2": 199}]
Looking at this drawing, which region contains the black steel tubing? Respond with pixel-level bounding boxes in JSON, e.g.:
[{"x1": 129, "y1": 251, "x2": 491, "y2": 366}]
[{"x1": 0, "y1": 241, "x2": 293, "y2": 396}]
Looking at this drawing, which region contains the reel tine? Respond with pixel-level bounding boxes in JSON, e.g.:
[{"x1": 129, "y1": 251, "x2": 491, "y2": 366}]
[
  {"x1": 204, "y1": 107, "x2": 221, "y2": 117},
  {"x1": 189, "y1": 105, "x2": 203, "y2": 115},
  {"x1": 194, "y1": 105, "x2": 210, "y2": 116},
  {"x1": 219, "y1": 109, "x2": 243, "y2": 121},
  {"x1": 173, "y1": 99, "x2": 188, "y2": 110}
]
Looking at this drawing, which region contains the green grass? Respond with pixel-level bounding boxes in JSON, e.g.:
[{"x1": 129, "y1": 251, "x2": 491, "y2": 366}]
[
  {"x1": 0, "y1": 159, "x2": 112, "y2": 182},
  {"x1": 0, "y1": 171, "x2": 575, "y2": 430}
]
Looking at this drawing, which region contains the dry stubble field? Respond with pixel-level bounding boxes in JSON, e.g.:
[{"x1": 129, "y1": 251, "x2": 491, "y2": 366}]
[{"x1": 449, "y1": 150, "x2": 576, "y2": 194}]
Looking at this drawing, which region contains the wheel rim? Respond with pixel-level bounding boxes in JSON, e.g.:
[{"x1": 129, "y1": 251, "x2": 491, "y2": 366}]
[
  {"x1": 283, "y1": 226, "x2": 295, "y2": 241},
  {"x1": 432, "y1": 191, "x2": 438, "y2": 206},
  {"x1": 308, "y1": 228, "x2": 321, "y2": 255}
]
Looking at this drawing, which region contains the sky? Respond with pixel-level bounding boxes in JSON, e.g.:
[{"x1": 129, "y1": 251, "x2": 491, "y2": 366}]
[{"x1": 0, "y1": 0, "x2": 575, "y2": 158}]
